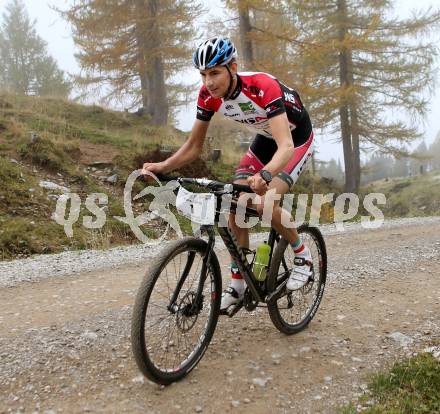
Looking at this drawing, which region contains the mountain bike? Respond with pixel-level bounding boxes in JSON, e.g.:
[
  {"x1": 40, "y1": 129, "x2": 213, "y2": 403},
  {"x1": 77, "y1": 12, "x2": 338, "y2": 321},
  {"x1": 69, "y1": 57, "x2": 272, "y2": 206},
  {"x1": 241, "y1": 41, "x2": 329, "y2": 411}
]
[{"x1": 131, "y1": 175, "x2": 327, "y2": 385}]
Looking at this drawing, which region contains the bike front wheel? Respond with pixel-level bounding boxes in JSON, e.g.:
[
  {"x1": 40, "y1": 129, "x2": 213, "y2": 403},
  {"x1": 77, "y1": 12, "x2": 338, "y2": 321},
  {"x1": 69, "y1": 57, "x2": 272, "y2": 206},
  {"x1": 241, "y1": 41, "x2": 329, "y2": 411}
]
[
  {"x1": 131, "y1": 237, "x2": 222, "y2": 384},
  {"x1": 267, "y1": 225, "x2": 327, "y2": 335}
]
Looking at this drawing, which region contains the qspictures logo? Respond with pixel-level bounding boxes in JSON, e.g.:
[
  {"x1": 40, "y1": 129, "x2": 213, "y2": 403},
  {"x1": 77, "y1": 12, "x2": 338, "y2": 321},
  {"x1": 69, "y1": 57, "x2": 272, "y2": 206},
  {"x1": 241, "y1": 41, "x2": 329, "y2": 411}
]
[{"x1": 53, "y1": 170, "x2": 387, "y2": 243}]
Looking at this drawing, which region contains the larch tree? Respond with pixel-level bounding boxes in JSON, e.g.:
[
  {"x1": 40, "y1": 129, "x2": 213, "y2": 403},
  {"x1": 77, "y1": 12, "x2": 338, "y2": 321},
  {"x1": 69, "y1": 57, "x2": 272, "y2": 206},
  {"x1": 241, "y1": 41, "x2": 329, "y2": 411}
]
[
  {"x1": 286, "y1": 0, "x2": 440, "y2": 192},
  {"x1": 0, "y1": 0, "x2": 71, "y2": 98},
  {"x1": 361, "y1": 152, "x2": 393, "y2": 183},
  {"x1": 318, "y1": 158, "x2": 344, "y2": 182},
  {"x1": 62, "y1": 0, "x2": 202, "y2": 126}
]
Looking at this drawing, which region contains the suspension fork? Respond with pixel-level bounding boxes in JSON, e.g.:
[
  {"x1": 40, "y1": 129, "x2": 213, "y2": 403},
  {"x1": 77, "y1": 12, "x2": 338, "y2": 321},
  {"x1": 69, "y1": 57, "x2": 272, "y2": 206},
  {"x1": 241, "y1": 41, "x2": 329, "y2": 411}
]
[
  {"x1": 167, "y1": 227, "x2": 216, "y2": 314},
  {"x1": 192, "y1": 226, "x2": 216, "y2": 311},
  {"x1": 167, "y1": 250, "x2": 197, "y2": 313}
]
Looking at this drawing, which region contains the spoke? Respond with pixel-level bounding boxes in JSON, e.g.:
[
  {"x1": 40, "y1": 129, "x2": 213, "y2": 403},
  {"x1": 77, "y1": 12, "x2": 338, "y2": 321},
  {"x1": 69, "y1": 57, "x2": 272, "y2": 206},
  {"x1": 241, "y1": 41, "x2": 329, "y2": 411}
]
[
  {"x1": 149, "y1": 289, "x2": 171, "y2": 301},
  {"x1": 172, "y1": 256, "x2": 179, "y2": 292},
  {"x1": 164, "y1": 266, "x2": 171, "y2": 301},
  {"x1": 148, "y1": 320, "x2": 173, "y2": 365},
  {"x1": 145, "y1": 313, "x2": 172, "y2": 329},
  {"x1": 177, "y1": 253, "x2": 182, "y2": 284},
  {"x1": 162, "y1": 311, "x2": 178, "y2": 370}
]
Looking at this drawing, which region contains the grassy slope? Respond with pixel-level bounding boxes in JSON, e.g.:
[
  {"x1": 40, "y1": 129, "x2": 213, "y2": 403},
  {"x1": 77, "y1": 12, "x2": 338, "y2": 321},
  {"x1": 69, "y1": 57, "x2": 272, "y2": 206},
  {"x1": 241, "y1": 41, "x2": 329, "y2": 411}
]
[
  {"x1": 361, "y1": 173, "x2": 440, "y2": 217},
  {"x1": 0, "y1": 93, "x2": 190, "y2": 259}
]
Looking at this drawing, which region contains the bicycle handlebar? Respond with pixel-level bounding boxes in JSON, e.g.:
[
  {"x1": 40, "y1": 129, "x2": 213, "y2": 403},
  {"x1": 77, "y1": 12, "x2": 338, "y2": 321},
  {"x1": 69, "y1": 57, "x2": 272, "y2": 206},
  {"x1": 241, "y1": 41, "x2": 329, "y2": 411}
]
[
  {"x1": 154, "y1": 174, "x2": 254, "y2": 194},
  {"x1": 232, "y1": 183, "x2": 254, "y2": 193}
]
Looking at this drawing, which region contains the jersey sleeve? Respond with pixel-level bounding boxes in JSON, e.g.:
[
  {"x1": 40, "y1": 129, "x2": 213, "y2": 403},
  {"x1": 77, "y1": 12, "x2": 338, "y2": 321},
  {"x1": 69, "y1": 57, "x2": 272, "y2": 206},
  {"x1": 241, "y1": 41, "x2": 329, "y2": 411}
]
[
  {"x1": 196, "y1": 86, "x2": 216, "y2": 122},
  {"x1": 258, "y1": 76, "x2": 286, "y2": 119}
]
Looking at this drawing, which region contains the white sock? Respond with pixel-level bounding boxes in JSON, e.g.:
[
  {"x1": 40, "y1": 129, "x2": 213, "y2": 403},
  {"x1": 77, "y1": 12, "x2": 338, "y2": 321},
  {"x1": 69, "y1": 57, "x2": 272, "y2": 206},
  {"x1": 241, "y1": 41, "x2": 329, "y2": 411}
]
[{"x1": 231, "y1": 277, "x2": 245, "y2": 295}]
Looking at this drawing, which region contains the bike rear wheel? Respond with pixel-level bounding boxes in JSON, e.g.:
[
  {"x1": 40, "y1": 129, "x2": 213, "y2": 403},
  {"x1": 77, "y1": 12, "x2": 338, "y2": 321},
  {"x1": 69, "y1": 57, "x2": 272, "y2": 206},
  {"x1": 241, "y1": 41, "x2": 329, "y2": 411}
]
[
  {"x1": 131, "y1": 237, "x2": 222, "y2": 384},
  {"x1": 267, "y1": 225, "x2": 327, "y2": 335}
]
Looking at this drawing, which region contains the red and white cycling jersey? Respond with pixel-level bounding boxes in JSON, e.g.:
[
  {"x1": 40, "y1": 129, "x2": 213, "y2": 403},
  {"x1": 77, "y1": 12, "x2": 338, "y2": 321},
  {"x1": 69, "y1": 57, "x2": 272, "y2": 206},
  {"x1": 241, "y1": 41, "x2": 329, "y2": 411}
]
[{"x1": 196, "y1": 72, "x2": 307, "y2": 144}]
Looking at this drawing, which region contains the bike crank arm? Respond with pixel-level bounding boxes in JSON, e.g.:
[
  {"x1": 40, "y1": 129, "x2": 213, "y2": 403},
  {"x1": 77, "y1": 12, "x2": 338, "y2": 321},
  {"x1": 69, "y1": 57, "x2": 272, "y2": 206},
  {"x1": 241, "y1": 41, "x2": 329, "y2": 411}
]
[
  {"x1": 265, "y1": 269, "x2": 290, "y2": 304},
  {"x1": 219, "y1": 301, "x2": 244, "y2": 318},
  {"x1": 265, "y1": 279, "x2": 288, "y2": 304}
]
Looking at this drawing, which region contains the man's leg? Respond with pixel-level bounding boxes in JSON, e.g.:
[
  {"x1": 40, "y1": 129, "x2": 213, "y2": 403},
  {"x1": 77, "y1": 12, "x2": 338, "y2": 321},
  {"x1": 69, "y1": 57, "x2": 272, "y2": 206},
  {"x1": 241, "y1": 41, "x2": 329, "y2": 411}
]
[
  {"x1": 255, "y1": 178, "x2": 312, "y2": 291},
  {"x1": 222, "y1": 178, "x2": 300, "y2": 309},
  {"x1": 255, "y1": 177, "x2": 300, "y2": 243}
]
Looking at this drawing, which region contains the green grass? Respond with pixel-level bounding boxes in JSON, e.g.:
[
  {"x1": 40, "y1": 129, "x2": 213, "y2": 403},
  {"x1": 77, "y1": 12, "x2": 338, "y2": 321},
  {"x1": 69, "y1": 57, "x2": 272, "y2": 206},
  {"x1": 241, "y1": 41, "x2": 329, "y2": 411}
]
[
  {"x1": 0, "y1": 216, "x2": 79, "y2": 258},
  {"x1": 0, "y1": 157, "x2": 49, "y2": 216},
  {"x1": 19, "y1": 136, "x2": 79, "y2": 174},
  {"x1": 340, "y1": 352, "x2": 440, "y2": 414},
  {"x1": 1, "y1": 92, "x2": 187, "y2": 151},
  {"x1": 208, "y1": 159, "x2": 235, "y2": 183},
  {"x1": 0, "y1": 154, "x2": 139, "y2": 259}
]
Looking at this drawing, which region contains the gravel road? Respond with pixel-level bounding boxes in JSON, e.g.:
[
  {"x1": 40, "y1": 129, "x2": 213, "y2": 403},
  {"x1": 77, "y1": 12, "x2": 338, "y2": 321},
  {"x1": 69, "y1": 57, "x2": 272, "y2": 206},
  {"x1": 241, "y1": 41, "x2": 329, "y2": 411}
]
[
  {"x1": 1, "y1": 216, "x2": 439, "y2": 413},
  {"x1": 1, "y1": 216, "x2": 439, "y2": 288}
]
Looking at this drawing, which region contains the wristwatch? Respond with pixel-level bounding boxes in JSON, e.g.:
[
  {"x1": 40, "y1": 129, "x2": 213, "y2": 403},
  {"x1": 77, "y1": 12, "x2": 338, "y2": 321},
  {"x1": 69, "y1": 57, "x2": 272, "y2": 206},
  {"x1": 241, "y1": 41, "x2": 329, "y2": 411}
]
[{"x1": 259, "y1": 169, "x2": 272, "y2": 184}]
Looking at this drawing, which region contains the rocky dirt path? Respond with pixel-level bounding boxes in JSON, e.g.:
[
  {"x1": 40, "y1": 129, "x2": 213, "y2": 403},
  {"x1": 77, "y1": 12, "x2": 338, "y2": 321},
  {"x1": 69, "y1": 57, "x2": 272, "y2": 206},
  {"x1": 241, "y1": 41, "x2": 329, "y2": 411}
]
[{"x1": 1, "y1": 219, "x2": 440, "y2": 414}]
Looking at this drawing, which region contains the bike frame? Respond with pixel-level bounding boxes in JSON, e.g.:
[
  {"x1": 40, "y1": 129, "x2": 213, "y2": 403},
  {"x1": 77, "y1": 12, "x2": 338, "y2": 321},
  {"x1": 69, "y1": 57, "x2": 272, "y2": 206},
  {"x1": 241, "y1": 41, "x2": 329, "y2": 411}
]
[
  {"x1": 170, "y1": 195, "x2": 287, "y2": 317},
  {"x1": 216, "y1": 224, "x2": 276, "y2": 303},
  {"x1": 166, "y1": 180, "x2": 292, "y2": 314}
]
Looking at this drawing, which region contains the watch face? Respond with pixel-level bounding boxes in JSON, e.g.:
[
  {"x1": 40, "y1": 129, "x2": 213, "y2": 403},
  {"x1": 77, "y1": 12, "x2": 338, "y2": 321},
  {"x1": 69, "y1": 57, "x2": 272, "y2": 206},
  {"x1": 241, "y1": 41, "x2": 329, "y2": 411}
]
[{"x1": 260, "y1": 170, "x2": 272, "y2": 183}]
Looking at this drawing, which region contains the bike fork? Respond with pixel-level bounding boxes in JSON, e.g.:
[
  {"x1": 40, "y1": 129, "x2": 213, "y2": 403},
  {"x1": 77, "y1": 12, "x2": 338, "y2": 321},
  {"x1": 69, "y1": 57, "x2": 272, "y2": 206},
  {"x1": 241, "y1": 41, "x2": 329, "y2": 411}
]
[
  {"x1": 192, "y1": 226, "x2": 216, "y2": 311},
  {"x1": 167, "y1": 227, "x2": 216, "y2": 314}
]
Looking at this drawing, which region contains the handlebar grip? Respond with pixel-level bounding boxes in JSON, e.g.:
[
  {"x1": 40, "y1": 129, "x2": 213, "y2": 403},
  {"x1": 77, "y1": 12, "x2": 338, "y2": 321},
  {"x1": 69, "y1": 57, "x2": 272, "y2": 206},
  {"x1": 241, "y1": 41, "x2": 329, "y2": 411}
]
[
  {"x1": 154, "y1": 174, "x2": 177, "y2": 182},
  {"x1": 233, "y1": 183, "x2": 254, "y2": 193}
]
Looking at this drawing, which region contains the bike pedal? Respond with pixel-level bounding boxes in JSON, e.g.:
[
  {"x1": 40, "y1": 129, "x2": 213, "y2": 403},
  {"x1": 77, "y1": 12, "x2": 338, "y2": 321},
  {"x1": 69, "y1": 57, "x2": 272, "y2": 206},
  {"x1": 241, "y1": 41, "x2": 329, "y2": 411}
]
[{"x1": 219, "y1": 301, "x2": 243, "y2": 317}]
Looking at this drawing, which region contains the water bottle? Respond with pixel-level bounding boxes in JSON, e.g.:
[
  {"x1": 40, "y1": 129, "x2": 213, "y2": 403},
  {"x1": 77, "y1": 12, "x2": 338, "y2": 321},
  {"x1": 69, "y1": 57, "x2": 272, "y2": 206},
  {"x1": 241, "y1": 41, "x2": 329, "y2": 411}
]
[{"x1": 253, "y1": 241, "x2": 271, "y2": 281}]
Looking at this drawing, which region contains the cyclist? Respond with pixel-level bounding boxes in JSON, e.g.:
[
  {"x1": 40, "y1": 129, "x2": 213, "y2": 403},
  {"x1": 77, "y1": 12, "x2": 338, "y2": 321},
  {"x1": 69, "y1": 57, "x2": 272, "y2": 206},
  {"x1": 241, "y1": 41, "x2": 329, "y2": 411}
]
[{"x1": 142, "y1": 36, "x2": 314, "y2": 312}]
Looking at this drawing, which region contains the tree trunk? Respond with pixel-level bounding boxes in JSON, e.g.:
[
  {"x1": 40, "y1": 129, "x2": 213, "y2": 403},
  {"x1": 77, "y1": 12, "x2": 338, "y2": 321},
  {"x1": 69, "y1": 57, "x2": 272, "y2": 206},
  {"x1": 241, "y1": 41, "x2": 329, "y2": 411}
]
[
  {"x1": 311, "y1": 151, "x2": 316, "y2": 176},
  {"x1": 134, "y1": 0, "x2": 168, "y2": 125},
  {"x1": 151, "y1": 56, "x2": 168, "y2": 125},
  {"x1": 147, "y1": 0, "x2": 168, "y2": 125},
  {"x1": 347, "y1": 48, "x2": 361, "y2": 192},
  {"x1": 238, "y1": 0, "x2": 253, "y2": 69},
  {"x1": 134, "y1": 0, "x2": 151, "y2": 111},
  {"x1": 337, "y1": 0, "x2": 355, "y2": 193},
  {"x1": 350, "y1": 104, "x2": 361, "y2": 190},
  {"x1": 339, "y1": 105, "x2": 355, "y2": 192},
  {"x1": 136, "y1": 46, "x2": 150, "y2": 111},
  {"x1": 146, "y1": 70, "x2": 155, "y2": 117}
]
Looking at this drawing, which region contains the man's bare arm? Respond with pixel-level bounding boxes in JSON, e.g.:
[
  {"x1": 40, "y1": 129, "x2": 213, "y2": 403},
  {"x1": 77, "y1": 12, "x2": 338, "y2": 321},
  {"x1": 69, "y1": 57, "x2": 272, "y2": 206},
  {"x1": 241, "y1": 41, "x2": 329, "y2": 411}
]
[
  {"x1": 143, "y1": 119, "x2": 210, "y2": 174},
  {"x1": 264, "y1": 113, "x2": 295, "y2": 176}
]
